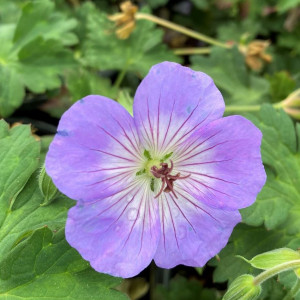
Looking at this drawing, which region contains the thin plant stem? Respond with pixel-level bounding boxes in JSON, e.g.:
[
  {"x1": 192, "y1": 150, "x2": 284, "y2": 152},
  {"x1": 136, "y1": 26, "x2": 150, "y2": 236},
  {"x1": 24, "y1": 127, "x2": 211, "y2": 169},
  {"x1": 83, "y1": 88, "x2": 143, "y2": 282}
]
[
  {"x1": 163, "y1": 268, "x2": 171, "y2": 288},
  {"x1": 135, "y1": 13, "x2": 230, "y2": 49},
  {"x1": 114, "y1": 68, "x2": 127, "y2": 89},
  {"x1": 253, "y1": 260, "x2": 300, "y2": 286},
  {"x1": 225, "y1": 102, "x2": 283, "y2": 113},
  {"x1": 173, "y1": 47, "x2": 211, "y2": 55},
  {"x1": 149, "y1": 261, "x2": 156, "y2": 300},
  {"x1": 225, "y1": 105, "x2": 261, "y2": 113}
]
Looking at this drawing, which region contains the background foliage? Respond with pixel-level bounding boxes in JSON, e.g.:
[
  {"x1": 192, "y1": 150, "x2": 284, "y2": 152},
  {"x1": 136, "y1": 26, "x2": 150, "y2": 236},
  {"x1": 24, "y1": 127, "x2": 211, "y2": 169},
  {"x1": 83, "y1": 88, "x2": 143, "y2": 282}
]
[{"x1": 0, "y1": 0, "x2": 300, "y2": 299}]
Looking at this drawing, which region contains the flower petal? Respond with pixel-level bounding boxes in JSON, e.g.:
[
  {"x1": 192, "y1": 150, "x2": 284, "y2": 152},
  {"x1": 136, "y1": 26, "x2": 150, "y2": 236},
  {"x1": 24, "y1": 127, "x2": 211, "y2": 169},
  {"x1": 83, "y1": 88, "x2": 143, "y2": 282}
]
[
  {"x1": 65, "y1": 180, "x2": 160, "y2": 278},
  {"x1": 154, "y1": 189, "x2": 241, "y2": 268},
  {"x1": 46, "y1": 95, "x2": 142, "y2": 202},
  {"x1": 133, "y1": 62, "x2": 225, "y2": 155},
  {"x1": 174, "y1": 115, "x2": 266, "y2": 210}
]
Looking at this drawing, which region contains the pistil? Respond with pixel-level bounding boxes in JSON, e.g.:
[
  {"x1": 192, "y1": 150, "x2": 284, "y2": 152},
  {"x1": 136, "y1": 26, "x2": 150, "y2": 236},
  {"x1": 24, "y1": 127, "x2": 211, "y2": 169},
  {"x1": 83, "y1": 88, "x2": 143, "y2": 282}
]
[{"x1": 150, "y1": 160, "x2": 190, "y2": 199}]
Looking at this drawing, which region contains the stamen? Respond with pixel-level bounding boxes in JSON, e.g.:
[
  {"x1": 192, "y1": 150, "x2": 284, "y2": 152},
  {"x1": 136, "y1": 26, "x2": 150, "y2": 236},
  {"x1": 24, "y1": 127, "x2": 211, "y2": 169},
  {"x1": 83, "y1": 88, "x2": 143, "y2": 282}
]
[{"x1": 150, "y1": 159, "x2": 191, "y2": 198}]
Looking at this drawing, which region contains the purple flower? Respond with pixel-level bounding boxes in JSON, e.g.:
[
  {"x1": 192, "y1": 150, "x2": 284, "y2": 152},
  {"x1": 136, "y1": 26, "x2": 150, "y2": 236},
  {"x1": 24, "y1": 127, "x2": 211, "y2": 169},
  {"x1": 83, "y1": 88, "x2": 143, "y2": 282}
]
[{"x1": 46, "y1": 62, "x2": 266, "y2": 278}]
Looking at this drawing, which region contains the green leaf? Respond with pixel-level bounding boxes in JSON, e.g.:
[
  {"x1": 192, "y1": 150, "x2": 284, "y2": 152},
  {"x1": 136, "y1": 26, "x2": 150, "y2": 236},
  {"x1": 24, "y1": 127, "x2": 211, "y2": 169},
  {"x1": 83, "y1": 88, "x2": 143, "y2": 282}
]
[
  {"x1": 217, "y1": 20, "x2": 260, "y2": 44},
  {"x1": 190, "y1": 0, "x2": 210, "y2": 10},
  {"x1": 211, "y1": 224, "x2": 290, "y2": 283},
  {"x1": 0, "y1": 122, "x2": 72, "y2": 259},
  {"x1": 0, "y1": 227, "x2": 127, "y2": 300},
  {"x1": 211, "y1": 106, "x2": 300, "y2": 293},
  {"x1": 0, "y1": 66, "x2": 24, "y2": 117},
  {"x1": 0, "y1": 123, "x2": 127, "y2": 299},
  {"x1": 266, "y1": 71, "x2": 296, "y2": 103},
  {"x1": 146, "y1": 0, "x2": 169, "y2": 9},
  {"x1": 0, "y1": 121, "x2": 40, "y2": 226},
  {"x1": 17, "y1": 37, "x2": 75, "y2": 93},
  {"x1": 278, "y1": 28, "x2": 300, "y2": 55},
  {"x1": 13, "y1": 0, "x2": 78, "y2": 50},
  {"x1": 83, "y1": 6, "x2": 181, "y2": 76},
  {"x1": 241, "y1": 105, "x2": 300, "y2": 232},
  {"x1": 0, "y1": 0, "x2": 76, "y2": 117},
  {"x1": 223, "y1": 275, "x2": 261, "y2": 300},
  {"x1": 191, "y1": 47, "x2": 270, "y2": 105},
  {"x1": 0, "y1": 0, "x2": 23, "y2": 23},
  {"x1": 38, "y1": 165, "x2": 59, "y2": 206},
  {"x1": 66, "y1": 69, "x2": 118, "y2": 102},
  {"x1": 155, "y1": 275, "x2": 216, "y2": 300},
  {"x1": 277, "y1": 0, "x2": 300, "y2": 13},
  {"x1": 118, "y1": 90, "x2": 134, "y2": 115},
  {"x1": 244, "y1": 248, "x2": 300, "y2": 270}
]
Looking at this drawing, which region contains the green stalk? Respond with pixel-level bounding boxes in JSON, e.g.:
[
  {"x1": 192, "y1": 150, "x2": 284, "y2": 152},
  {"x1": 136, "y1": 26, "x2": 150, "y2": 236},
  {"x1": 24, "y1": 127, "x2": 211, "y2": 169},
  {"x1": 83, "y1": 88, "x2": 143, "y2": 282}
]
[
  {"x1": 114, "y1": 68, "x2": 127, "y2": 89},
  {"x1": 135, "y1": 13, "x2": 230, "y2": 49},
  {"x1": 225, "y1": 102, "x2": 283, "y2": 113},
  {"x1": 253, "y1": 260, "x2": 300, "y2": 286},
  {"x1": 225, "y1": 105, "x2": 261, "y2": 113},
  {"x1": 173, "y1": 47, "x2": 211, "y2": 55}
]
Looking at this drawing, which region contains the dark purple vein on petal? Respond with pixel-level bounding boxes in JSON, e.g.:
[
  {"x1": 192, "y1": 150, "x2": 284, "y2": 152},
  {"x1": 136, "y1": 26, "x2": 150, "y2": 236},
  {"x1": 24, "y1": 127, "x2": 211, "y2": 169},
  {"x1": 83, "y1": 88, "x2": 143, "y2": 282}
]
[
  {"x1": 86, "y1": 170, "x2": 132, "y2": 186},
  {"x1": 174, "y1": 130, "x2": 221, "y2": 161},
  {"x1": 160, "y1": 197, "x2": 167, "y2": 252},
  {"x1": 156, "y1": 92, "x2": 161, "y2": 153},
  {"x1": 147, "y1": 97, "x2": 155, "y2": 146},
  {"x1": 139, "y1": 111, "x2": 153, "y2": 149},
  {"x1": 178, "y1": 141, "x2": 228, "y2": 163},
  {"x1": 123, "y1": 191, "x2": 145, "y2": 249},
  {"x1": 97, "y1": 183, "x2": 140, "y2": 218},
  {"x1": 190, "y1": 177, "x2": 236, "y2": 198},
  {"x1": 112, "y1": 116, "x2": 142, "y2": 156},
  {"x1": 179, "y1": 159, "x2": 233, "y2": 167},
  {"x1": 171, "y1": 113, "x2": 211, "y2": 151},
  {"x1": 138, "y1": 198, "x2": 148, "y2": 255},
  {"x1": 165, "y1": 100, "x2": 201, "y2": 148},
  {"x1": 98, "y1": 173, "x2": 133, "y2": 192},
  {"x1": 129, "y1": 123, "x2": 142, "y2": 151},
  {"x1": 97, "y1": 125, "x2": 140, "y2": 160},
  {"x1": 176, "y1": 189, "x2": 220, "y2": 223},
  {"x1": 168, "y1": 193, "x2": 196, "y2": 234},
  {"x1": 88, "y1": 148, "x2": 136, "y2": 162},
  {"x1": 188, "y1": 171, "x2": 239, "y2": 185},
  {"x1": 165, "y1": 194, "x2": 180, "y2": 250},
  {"x1": 160, "y1": 98, "x2": 176, "y2": 151}
]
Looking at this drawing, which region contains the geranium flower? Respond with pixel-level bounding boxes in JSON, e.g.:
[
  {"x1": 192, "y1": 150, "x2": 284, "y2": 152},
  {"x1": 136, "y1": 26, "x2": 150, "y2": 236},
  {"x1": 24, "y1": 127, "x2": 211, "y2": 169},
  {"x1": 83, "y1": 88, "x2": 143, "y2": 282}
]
[{"x1": 46, "y1": 62, "x2": 266, "y2": 278}]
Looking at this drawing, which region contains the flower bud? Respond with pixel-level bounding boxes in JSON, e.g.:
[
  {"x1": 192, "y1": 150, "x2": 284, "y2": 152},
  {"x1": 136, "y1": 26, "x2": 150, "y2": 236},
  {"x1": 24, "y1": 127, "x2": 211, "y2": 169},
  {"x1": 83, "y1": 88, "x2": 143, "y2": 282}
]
[
  {"x1": 223, "y1": 275, "x2": 261, "y2": 300},
  {"x1": 280, "y1": 89, "x2": 300, "y2": 120},
  {"x1": 38, "y1": 164, "x2": 59, "y2": 206}
]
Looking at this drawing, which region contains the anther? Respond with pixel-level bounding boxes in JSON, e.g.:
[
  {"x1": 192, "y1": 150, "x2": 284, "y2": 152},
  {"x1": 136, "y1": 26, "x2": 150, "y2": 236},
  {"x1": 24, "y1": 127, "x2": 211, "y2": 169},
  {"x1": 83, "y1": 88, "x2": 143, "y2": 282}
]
[{"x1": 150, "y1": 160, "x2": 191, "y2": 199}]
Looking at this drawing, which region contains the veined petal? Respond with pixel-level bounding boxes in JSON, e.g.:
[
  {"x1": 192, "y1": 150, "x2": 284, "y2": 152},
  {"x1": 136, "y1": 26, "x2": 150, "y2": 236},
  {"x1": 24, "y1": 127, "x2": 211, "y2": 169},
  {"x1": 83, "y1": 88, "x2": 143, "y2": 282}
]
[
  {"x1": 133, "y1": 62, "x2": 225, "y2": 156},
  {"x1": 65, "y1": 179, "x2": 160, "y2": 278},
  {"x1": 154, "y1": 189, "x2": 241, "y2": 268},
  {"x1": 46, "y1": 95, "x2": 142, "y2": 202},
  {"x1": 174, "y1": 115, "x2": 266, "y2": 210}
]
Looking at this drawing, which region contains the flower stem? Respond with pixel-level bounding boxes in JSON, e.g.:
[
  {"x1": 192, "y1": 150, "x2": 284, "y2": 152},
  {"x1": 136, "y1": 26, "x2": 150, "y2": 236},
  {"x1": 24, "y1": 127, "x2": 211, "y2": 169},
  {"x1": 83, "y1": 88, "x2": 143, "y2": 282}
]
[
  {"x1": 149, "y1": 261, "x2": 156, "y2": 300},
  {"x1": 225, "y1": 102, "x2": 283, "y2": 113},
  {"x1": 135, "y1": 12, "x2": 230, "y2": 49},
  {"x1": 114, "y1": 68, "x2": 127, "y2": 89},
  {"x1": 253, "y1": 260, "x2": 300, "y2": 286},
  {"x1": 173, "y1": 47, "x2": 211, "y2": 55},
  {"x1": 225, "y1": 105, "x2": 261, "y2": 113}
]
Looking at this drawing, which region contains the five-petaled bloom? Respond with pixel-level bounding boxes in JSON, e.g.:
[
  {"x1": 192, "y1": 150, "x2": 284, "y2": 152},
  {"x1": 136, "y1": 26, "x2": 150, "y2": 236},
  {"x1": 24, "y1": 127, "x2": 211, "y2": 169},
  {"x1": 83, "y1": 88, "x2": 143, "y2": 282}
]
[{"x1": 46, "y1": 62, "x2": 266, "y2": 278}]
